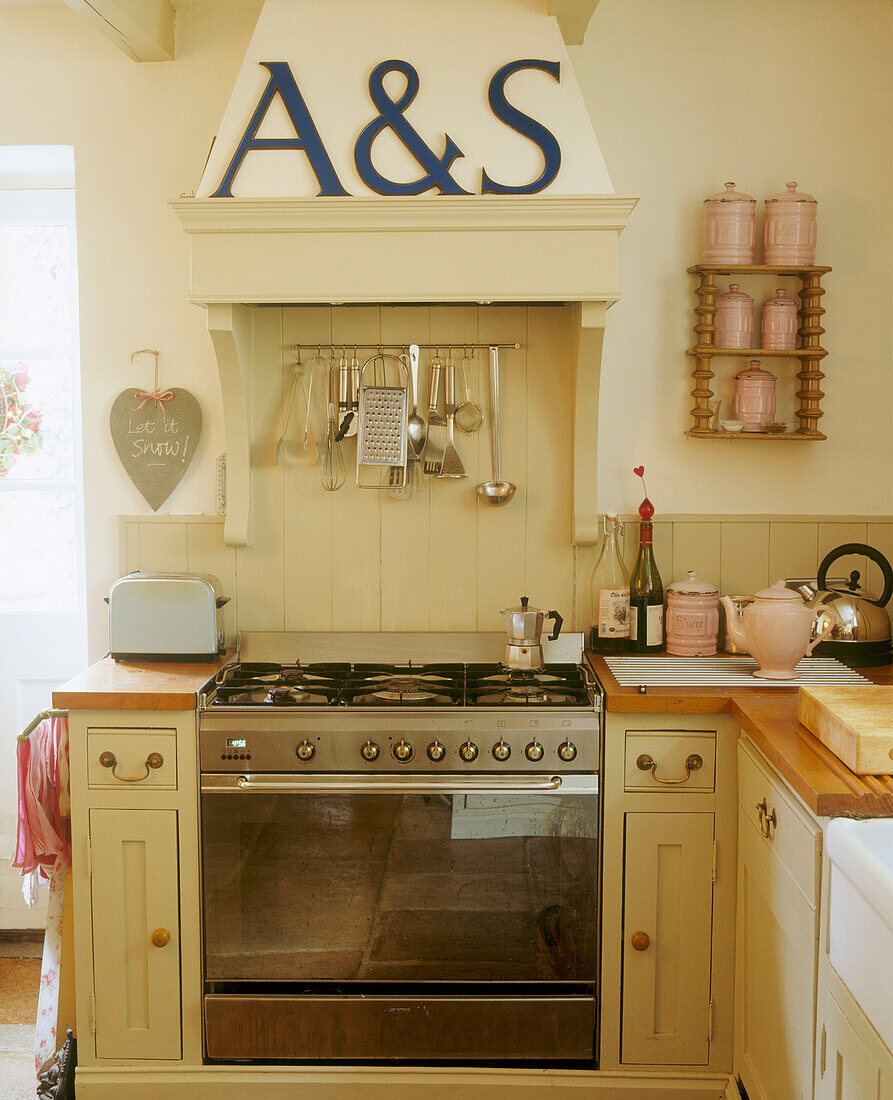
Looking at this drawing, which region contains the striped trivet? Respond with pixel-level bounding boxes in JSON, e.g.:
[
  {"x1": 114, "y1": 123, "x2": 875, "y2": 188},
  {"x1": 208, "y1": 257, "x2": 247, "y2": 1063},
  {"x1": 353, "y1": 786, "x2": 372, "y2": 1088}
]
[{"x1": 604, "y1": 655, "x2": 868, "y2": 688}]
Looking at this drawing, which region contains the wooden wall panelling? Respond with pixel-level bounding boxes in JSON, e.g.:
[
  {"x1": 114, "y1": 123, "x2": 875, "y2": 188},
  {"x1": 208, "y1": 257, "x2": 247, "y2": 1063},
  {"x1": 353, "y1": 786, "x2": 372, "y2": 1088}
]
[
  {"x1": 476, "y1": 307, "x2": 528, "y2": 628},
  {"x1": 236, "y1": 307, "x2": 285, "y2": 630},
  {"x1": 379, "y1": 305, "x2": 431, "y2": 631},
  {"x1": 866, "y1": 522, "x2": 893, "y2": 605},
  {"x1": 331, "y1": 305, "x2": 383, "y2": 630},
  {"x1": 186, "y1": 518, "x2": 237, "y2": 642},
  {"x1": 672, "y1": 522, "x2": 721, "y2": 588},
  {"x1": 138, "y1": 520, "x2": 188, "y2": 572},
  {"x1": 525, "y1": 306, "x2": 576, "y2": 624},
  {"x1": 768, "y1": 522, "x2": 819, "y2": 584},
  {"x1": 818, "y1": 522, "x2": 869, "y2": 593},
  {"x1": 720, "y1": 523, "x2": 770, "y2": 596},
  {"x1": 428, "y1": 305, "x2": 479, "y2": 630},
  {"x1": 121, "y1": 519, "x2": 140, "y2": 575},
  {"x1": 282, "y1": 306, "x2": 334, "y2": 630}
]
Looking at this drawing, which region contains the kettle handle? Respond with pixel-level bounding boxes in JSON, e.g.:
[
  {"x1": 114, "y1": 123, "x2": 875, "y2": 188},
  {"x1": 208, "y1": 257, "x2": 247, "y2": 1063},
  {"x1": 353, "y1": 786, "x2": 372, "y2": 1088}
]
[
  {"x1": 547, "y1": 610, "x2": 563, "y2": 641},
  {"x1": 817, "y1": 543, "x2": 893, "y2": 607}
]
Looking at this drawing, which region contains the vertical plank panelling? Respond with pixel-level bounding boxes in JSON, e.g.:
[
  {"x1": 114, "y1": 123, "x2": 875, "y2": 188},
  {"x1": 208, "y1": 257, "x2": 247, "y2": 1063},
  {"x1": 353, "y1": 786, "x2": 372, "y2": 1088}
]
[
  {"x1": 720, "y1": 523, "x2": 770, "y2": 596},
  {"x1": 186, "y1": 520, "x2": 237, "y2": 643},
  {"x1": 428, "y1": 305, "x2": 479, "y2": 630},
  {"x1": 331, "y1": 306, "x2": 382, "y2": 629},
  {"x1": 476, "y1": 306, "x2": 528, "y2": 626},
  {"x1": 866, "y1": 523, "x2": 893, "y2": 606},
  {"x1": 379, "y1": 305, "x2": 431, "y2": 630},
  {"x1": 672, "y1": 523, "x2": 721, "y2": 587},
  {"x1": 526, "y1": 306, "x2": 575, "y2": 621},
  {"x1": 768, "y1": 522, "x2": 818, "y2": 584},
  {"x1": 121, "y1": 520, "x2": 141, "y2": 574},
  {"x1": 138, "y1": 522, "x2": 188, "y2": 572},
  {"x1": 236, "y1": 307, "x2": 285, "y2": 630},
  {"x1": 574, "y1": 545, "x2": 596, "y2": 634},
  {"x1": 282, "y1": 306, "x2": 334, "y2": 630},
  {"x1": 818, "y1": 522, "x2": 869, "y2": 590},
  {"x1": 651, "y1": 523, "x2": 674, "y2": 593}
]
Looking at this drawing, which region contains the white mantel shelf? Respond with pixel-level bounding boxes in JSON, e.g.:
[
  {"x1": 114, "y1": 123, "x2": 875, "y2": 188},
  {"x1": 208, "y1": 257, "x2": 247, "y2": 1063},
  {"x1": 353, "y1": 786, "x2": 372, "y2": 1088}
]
[{"x1": 172, "y1": 193, "x2": 637, "y2": 548}]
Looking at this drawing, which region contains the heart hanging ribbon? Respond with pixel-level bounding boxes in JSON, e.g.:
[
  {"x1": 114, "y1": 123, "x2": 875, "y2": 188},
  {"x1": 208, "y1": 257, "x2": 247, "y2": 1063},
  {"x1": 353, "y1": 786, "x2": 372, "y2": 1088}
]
[{"x1": 132, "y1": 389, "x2": 175, "y2": 423}]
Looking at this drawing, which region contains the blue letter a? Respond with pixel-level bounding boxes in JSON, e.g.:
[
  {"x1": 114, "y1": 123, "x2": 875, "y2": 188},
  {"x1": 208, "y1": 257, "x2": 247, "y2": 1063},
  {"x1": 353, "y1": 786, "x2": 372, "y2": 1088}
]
[{"x1": 211, "y1": 62, "x2": 349, "y2": 197}]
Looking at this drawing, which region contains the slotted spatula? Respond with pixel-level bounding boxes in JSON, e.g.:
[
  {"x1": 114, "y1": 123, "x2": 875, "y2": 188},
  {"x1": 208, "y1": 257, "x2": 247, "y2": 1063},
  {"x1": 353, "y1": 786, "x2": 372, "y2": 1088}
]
[
  {"x1": 439, "y1": 355, "x2": 466, "y2": 479},
  {"x1": 423, "y1": 355, "x2": 446, "y2": 476}
]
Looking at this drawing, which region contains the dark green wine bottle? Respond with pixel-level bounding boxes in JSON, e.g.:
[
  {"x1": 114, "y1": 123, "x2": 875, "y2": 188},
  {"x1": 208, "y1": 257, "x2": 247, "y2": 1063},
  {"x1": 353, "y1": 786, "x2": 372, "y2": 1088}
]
[{"x1": 629, "y1": 519, "x2": 664, "y2": 653}]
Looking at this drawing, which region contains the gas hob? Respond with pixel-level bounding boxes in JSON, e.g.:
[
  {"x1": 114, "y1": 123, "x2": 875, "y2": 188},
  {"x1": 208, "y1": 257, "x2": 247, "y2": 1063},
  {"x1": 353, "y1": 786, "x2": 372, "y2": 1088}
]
[{"x1": 199, "y1": 631, "x2": 603, "y2": 774}]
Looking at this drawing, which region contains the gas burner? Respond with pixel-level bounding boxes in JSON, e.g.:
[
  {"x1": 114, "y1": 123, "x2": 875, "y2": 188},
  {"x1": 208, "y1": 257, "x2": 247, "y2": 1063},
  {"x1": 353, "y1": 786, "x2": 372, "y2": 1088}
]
[
  {"x1": 212, "y1": 662, "x2": 349, "y2": 707},
  {"x1": 466, "y1": 663, "x2": 591, "y2": 707},
  {"x1": 343, "y1": 663, "x2": 465, "y2": 707}
]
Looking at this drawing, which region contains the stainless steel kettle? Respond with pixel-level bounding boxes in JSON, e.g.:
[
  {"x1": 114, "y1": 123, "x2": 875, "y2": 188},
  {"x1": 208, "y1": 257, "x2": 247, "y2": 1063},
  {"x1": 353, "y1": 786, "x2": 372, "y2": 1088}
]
[
  {"x1": 789, "y1": 542, "x2": 893, "y2": 667},
  {"x1": 500, "y1": 595, "x2": 563, "y2": 670}
]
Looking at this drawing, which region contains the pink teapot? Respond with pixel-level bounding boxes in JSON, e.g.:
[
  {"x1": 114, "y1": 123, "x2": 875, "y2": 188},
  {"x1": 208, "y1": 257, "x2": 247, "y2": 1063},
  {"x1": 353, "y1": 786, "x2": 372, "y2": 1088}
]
[{"x1": 721, "y1": 581, "x2": 833, "y2": 678}]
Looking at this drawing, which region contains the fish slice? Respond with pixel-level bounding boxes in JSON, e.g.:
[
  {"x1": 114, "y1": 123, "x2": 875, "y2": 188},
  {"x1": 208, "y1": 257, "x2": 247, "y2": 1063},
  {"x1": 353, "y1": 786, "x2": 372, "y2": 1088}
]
[
  {"x1": 422, "y1": 355, "x2": 446, "y2": 476},
  {"x1": 439, "y1": 355, "x2": 466, "y2": 479}
]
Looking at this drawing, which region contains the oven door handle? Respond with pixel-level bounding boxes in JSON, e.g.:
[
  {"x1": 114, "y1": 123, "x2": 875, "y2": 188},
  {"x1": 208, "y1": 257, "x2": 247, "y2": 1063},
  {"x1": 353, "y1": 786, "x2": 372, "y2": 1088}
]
[{"x1": 200, "y1": 773, "x2": 590, "y2": 795}]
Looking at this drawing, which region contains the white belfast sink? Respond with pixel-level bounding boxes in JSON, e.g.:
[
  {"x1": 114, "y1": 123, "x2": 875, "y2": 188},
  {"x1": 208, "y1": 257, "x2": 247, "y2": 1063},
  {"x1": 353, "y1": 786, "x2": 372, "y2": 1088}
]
[{"x1": 826, "y1": 818, "x2": 893, "y2": 1050}]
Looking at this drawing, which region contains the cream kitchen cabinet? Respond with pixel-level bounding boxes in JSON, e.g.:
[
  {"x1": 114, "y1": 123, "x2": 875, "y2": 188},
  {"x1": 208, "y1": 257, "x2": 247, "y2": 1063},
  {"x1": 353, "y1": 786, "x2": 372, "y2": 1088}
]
[
  {"x1": 68, "y1": 709, "x2": 204, "y2": 1074},
  {"x1": 816, "y1": 979, "x2": 893, "y2": 1100},
  {"x1": 734, "y1": 737, "x2": 822, "y2": 1100},
  {"x1": 600, "y1": 714, "x2": 738, "y2": 1076}
]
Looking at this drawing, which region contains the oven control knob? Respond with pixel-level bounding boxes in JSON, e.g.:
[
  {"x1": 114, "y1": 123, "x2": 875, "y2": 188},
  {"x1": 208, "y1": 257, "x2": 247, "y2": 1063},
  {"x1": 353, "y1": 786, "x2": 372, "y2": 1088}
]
[
  {"x1": 558, "y1": 740, "x2": 578, "y2": 762},
  {"x1": 392, "y1": 739, "x2": 414, "y2": 763},
  {"x1": 295, "y1": 740, "x2": 315, "y2": 762},
  {"x1": 427, "y1": 741, "x2": 446, "y2": 762},
  {"x1": 361, "y1": 740, "x2": 380, "y2": 762},
  {"x1": 525, "y1": 740, "x2": 544, "y2": 762},
  {"x1": 492, "y1": 739, "x2": 511, "y2": 762},
  {"x1": 459, "y1": 741, "x2": 478, "y2": 763}
]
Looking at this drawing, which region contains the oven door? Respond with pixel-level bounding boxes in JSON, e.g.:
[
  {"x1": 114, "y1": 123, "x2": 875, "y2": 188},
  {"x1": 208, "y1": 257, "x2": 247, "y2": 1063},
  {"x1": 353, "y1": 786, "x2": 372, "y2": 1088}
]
[{"x1": 200, "y1": 772, "x2": 599, "y2": 1062}]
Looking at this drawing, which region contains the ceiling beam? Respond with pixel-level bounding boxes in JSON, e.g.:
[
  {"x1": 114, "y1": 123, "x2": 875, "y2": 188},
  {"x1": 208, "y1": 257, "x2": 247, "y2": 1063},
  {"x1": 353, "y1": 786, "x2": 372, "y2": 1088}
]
[
  {"x1": 61, "y1": 0, "x2": 174, "y2": 62},
  {"x1": 548, "y1": 0, "x2": 600, "y2": 45}
]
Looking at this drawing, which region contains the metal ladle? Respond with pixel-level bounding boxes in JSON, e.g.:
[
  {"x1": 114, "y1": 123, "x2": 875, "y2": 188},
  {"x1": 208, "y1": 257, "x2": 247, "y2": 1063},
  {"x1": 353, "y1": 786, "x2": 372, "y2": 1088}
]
[{"x1": 475, "y1": 346, "x2": 516, "y2": 506}]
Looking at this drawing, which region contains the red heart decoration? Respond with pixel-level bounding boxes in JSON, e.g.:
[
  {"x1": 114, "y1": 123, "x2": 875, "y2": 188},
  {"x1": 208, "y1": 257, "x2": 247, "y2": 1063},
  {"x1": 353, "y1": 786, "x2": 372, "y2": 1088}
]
[{"x1": 633, "y1": 465, "x2": 644, "y2": 477}]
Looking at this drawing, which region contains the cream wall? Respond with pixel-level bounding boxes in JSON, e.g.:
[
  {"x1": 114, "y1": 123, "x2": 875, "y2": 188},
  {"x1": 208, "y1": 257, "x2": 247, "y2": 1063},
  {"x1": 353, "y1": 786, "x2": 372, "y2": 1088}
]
[
  {"x1": 576, "y1": 0, "x2": 893, "y2": 515},
  {"x1": 0, "y1": 0, "x2": 890, "y2": 658}
]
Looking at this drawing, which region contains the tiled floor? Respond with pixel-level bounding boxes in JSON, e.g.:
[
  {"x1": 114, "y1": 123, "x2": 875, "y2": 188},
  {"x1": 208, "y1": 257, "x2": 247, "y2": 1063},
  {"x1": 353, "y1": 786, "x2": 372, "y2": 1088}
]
[{"x1": 0, "y1": 940, "x2": 42, "y2": 1100}]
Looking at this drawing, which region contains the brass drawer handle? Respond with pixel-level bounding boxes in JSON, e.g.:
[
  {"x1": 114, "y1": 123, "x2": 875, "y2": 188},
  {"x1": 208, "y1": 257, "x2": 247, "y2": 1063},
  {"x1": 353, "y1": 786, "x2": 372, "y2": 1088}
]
[
  {"x1": 98, "y1": 750, "x2": 164, "y2": 783},
  {"x1": 631, "y1": 931, "x2": 650, "y2": 952},
  {"x1": 151, "y1": 928, "x2": 171, "y2": 948},
  {"x1": 756, "y1": 797, "x2": 777, "y2": 839},
  {"x1": 636, "y1": 752, "x2": 703, "y2": 785}
]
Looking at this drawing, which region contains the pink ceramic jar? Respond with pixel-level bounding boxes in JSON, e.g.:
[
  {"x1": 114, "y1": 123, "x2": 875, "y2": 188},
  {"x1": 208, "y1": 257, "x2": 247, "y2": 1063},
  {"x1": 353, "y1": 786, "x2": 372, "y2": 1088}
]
[
  {"x1": 763, "y1": 182, "x2": 817, "y2": 266},
  {"x1": 715, "y1": 283, "x2": 754, "y2": 348},
  {"x1": 732, "y1": 359, "x2": 776, "y2": 431},
  {"x1": 761, "y1": 288, "x2": 798, "y2": 350},
  {"x1": 702, "y1": 182, "x2": 756, "y2": 265},
  {"x1": 666, "y1": 571, "x2": 720, "y2": 656}
]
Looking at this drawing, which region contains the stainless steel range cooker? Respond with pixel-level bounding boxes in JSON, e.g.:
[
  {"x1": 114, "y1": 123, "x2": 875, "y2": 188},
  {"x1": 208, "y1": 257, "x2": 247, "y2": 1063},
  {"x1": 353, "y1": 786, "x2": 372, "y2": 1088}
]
[{"x1": 198, "y1": 632, "x2": 603, "y2": 1065}]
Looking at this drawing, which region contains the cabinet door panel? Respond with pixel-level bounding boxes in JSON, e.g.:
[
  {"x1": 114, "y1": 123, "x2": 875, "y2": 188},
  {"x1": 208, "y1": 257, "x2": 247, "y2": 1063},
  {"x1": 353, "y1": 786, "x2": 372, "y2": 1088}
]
[
  {"x1": 735, "y1": 807, "x2": 816, "y2": 1100},
  {"x1": 90, "y1": 809, "x2": 181, "y2": 1060},
  {"x1": 622, "y1": 811, "x2": 714, "y2": 1065},
  {"x1": 816, "y1": 986, "x2": 888, "y2": 1100}
]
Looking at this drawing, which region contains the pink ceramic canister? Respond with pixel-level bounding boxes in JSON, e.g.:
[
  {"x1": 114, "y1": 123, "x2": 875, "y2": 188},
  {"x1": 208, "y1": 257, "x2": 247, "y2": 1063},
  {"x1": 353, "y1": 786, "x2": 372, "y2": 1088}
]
[
  {"x1": 732, "y1": 359, "x2": 776, "y2": 431},
  {"x1": 714, "y1": 283, "x2": 754, "y2": 348},
  {"x1": 761, "y1": 288, "x2": 799, "y2": 350},
  {"x1": 702, "y1": 182, "x2": 756, "y2": 265},
  {"x1": 763, "y1": 182, "x2": 817, "y2": 266},
  {"x1": 666, "y1": 571, "x2": 720, "y2": 656}
]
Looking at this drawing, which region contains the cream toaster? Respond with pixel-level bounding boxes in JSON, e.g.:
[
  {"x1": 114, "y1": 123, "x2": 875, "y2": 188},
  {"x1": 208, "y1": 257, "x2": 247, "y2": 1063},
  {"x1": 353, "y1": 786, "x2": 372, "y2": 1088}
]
[{"x1": 107, "y1": 572, "x2": 229, "y2": 661}]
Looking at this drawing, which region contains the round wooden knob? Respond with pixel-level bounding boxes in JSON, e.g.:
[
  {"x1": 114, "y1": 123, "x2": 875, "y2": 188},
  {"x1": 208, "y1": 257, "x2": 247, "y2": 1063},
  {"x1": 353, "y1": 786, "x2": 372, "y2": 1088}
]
[
  {"x1": 631, "y1": 931, "x2": 651, "y2": 952},
  {"x1": 151, "y1": 928, "x2": 171, "y2": 948}
]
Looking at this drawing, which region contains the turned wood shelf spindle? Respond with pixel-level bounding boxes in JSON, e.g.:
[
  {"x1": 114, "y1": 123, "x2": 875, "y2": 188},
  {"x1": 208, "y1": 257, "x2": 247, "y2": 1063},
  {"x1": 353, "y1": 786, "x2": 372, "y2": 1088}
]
[{"x1": 685, "y1": 264, "x2": 831, "y2": 441}]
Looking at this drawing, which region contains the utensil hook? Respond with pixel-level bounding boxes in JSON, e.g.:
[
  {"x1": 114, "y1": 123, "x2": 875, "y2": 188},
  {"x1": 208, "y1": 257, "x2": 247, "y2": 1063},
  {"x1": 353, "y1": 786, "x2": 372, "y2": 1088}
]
[{"x1": 130, "y1": 348, "x2": 160, "y2": 392}]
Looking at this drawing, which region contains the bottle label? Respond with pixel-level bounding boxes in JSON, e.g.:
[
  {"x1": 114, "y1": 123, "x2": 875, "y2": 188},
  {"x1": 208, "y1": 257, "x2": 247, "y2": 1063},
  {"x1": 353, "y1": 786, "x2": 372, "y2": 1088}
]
[
  {"x1": 598, "y1": 588, "x2": 630, "y2": 637},
  {"x1": 645, "y1": 604, "x2": 664, "y2": 646}
]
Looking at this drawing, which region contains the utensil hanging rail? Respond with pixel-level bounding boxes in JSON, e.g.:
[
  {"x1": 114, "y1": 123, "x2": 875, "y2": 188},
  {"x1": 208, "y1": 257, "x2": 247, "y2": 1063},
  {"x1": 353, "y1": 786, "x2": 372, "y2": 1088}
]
[{"x1": 289, "y1": 343, "x2": 521, "y2": 352}]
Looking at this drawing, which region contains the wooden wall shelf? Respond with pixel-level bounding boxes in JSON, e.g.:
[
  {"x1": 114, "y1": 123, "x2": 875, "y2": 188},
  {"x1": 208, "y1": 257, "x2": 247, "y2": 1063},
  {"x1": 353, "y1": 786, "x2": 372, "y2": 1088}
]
[{"x1": 686, "y1": 263, "x2": 831, "y2": 439}]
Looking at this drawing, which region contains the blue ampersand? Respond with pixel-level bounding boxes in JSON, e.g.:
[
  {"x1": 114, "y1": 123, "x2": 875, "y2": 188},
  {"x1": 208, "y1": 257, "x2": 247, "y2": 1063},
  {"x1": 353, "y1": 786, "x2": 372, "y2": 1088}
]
[{"x1": 354, "y1": 60, "x2": 471, "y2": 196}]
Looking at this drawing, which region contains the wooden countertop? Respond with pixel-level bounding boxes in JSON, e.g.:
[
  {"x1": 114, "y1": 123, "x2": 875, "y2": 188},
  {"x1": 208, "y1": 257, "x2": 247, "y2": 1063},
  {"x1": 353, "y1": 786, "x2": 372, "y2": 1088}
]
[
  {"x1": 590, "y1": 653, "x2": 893, "y2": 817},
  {"x1": 52, "y1": 653, "x2": 231, "y2": 711}
]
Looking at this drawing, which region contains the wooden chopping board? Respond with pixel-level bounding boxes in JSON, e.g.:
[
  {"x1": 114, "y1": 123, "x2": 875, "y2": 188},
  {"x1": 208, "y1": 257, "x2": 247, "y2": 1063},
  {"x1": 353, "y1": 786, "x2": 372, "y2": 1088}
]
[{"x1": 798, "y1": 686, "x2": 893, "y2": 775}]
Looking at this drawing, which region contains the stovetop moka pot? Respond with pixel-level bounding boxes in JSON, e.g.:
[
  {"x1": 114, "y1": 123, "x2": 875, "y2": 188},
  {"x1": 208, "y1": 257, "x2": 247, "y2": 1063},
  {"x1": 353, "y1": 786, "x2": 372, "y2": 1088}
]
[{"x1": 500, "y1": 595, "x2": 563, "y2": 670}]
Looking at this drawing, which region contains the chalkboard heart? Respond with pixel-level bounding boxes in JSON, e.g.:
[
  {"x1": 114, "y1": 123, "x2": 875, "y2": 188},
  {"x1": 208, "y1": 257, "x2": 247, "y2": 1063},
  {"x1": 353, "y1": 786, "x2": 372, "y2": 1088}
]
[{"x1": 110, "y1": 388, "x2": 202, "y2": 511}]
